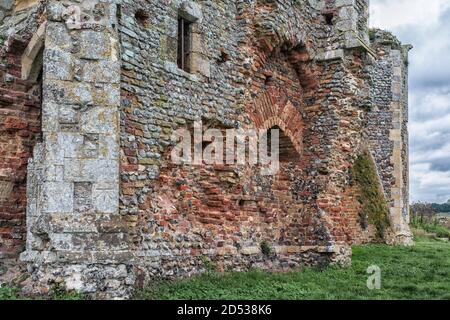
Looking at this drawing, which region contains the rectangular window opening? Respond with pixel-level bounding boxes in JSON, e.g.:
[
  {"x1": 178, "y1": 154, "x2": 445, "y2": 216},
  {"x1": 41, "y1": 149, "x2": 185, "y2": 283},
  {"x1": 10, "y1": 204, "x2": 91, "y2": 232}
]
[{"x1": 177, "y1": 17, "x2": 192, "y2": 72}]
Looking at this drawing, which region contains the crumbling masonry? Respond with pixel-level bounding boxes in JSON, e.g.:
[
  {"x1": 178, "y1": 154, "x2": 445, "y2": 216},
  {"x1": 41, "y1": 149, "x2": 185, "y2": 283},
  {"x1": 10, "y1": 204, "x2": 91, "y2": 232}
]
[{"x1": 0, "y1": 0, "x2": 412, "y2": 298}]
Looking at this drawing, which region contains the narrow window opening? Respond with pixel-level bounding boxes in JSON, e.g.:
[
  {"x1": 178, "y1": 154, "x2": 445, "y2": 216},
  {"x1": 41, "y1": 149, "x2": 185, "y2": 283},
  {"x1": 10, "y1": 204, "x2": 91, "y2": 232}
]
[{"x1": 177, "y1": 17, "x2": 192, "y2": 72}]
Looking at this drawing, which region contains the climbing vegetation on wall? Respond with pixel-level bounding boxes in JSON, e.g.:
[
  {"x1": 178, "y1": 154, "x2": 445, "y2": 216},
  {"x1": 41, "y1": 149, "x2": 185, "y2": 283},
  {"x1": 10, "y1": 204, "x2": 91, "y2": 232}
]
[{"x1": 351, "y1": 151, "x2": 391, "y2": 240}]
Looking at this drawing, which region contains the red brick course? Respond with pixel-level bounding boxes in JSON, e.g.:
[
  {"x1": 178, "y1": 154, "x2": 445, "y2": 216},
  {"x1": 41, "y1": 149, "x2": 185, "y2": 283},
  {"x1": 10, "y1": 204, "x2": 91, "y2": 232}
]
[{"x1": 0, "y1": 37, "x2": 41, "y2": 257}]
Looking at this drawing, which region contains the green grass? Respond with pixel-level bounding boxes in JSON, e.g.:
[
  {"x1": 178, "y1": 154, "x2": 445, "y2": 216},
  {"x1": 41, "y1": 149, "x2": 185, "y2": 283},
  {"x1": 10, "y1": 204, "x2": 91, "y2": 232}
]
[
  {"x1": 48, "y1": 284, "x2": 86, "y2": 300},
  {"x1": 135, "y1": 237, "x2": 450, "y2": 300},
  {"x1": 0, "y1": 286, "x2": 21, "y2": 300},
  {"x1": 0, "y1": 284, "x2": 85, "y2": 300},
  {"x1": 2, "y1": 238, "x2": 449, "y2": 300},
  {"x1": 412, "y1": 218, "x2": 450, "y2": 239}
]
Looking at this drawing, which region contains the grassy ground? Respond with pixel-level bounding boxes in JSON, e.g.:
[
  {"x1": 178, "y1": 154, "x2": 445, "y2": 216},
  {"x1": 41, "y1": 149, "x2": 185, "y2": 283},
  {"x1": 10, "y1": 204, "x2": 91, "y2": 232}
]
[
  {"x1": 135, "y1": 237, "x2": 450, "y2": 300},
  {"x1": 0, "y1": 286, "x2": 21, "y2": 300},
  {"x1": 1, "y1": 237, "x2": 449, "y2": 300},
  {"x1": 412, "y1": 219, "x2": 450, "y2": 239},
  {"x1": 0, "y1": 284, "x2": 85, "y2": 300}
]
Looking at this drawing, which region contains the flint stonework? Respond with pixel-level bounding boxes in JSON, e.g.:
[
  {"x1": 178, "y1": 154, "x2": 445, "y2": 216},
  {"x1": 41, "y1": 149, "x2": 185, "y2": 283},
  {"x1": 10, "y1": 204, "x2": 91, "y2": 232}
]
[{"x1": 0, "y1": 0, "x2": 413, "y2": 298}]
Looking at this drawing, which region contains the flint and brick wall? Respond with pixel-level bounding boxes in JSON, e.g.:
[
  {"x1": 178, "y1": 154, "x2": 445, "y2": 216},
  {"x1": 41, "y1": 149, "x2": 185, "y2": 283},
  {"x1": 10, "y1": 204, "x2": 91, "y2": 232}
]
[
  {"x1": 0, "y1": 0, "x2": 412, "y2": 298},
  {"x1": 367, "y1": 29, "x2": 412, "y2": 244},
  {"x1": 118, "y1": 0, "x2": 375, "y2": 281},
  {"x1": 0, "y1": 9, "x2": 42, "y2": 258}
]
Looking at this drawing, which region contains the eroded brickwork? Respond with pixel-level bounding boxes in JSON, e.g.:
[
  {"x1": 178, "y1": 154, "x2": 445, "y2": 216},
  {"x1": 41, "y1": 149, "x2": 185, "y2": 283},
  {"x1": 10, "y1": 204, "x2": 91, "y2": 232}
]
[
  {"x1": 0, "y1": 0, "x2": 412, "y2": 298},
  {"x1": 0, "y1": 3, "x2": 43, "y2": 258}
]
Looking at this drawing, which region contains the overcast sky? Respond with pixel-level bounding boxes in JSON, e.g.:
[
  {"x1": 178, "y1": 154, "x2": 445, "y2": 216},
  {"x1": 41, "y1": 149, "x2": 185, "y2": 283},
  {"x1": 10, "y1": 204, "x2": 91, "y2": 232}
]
[{"x1": 370, "y1": 0, "x2": 450, "y2": 203}]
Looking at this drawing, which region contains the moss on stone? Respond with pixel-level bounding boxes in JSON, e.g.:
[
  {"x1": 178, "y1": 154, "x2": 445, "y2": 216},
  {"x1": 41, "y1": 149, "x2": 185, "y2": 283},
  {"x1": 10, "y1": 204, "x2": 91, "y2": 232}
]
[
  {"x1": 200, "y1": 256, "x2": 217, "y2": 273},
  {"x1": 351, "y1": 152, "x2": 390, "y2": 239},
  {"x1": 0, "y1": 34, "x2": 5, "y2": 48},
  {"x1": 260, "y1": 241, "x2": 272, "y2": 257},
  {"x1": 368, "y1": 29, "x2": 377, "y2": 42}
]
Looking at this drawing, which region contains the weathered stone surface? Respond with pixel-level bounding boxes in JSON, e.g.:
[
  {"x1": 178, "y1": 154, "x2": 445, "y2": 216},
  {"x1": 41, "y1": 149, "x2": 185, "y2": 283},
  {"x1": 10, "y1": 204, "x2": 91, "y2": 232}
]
[
  {"x1": 44, "y1": 49, "x2": 74, "y2": 81},
  {"x1": 79, "y1": 31, "x2": 111, "y2": 60}
]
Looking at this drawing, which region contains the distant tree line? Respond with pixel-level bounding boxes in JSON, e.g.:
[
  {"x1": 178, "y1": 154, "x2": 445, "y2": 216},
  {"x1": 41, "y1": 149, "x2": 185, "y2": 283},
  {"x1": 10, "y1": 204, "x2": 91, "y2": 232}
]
[
  {"x1": 431, "y1": 201, "x2": 450, "y2": 213},
  {"x1": 410, "y1": 200, "x2": 450, "y2": 238},
  {"x1": 410, "y1": 199, "x2": 450, "y2": 223},
  {"x1": 411, "y1": 202, "x2": 436, "y2": 222}
]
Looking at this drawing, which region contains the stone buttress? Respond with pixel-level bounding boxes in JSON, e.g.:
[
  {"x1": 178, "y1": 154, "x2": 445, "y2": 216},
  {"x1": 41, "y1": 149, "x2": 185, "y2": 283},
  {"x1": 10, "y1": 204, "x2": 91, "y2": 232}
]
[{"x1": 20, "y1": 0, "x2": 135, "y2": 298}]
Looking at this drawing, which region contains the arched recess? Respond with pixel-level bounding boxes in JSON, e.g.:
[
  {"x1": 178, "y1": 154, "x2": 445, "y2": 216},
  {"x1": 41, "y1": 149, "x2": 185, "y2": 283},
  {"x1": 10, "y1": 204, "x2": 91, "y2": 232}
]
[
  {"x1": 246, "y1": 47, "x2": 306, "y2": 161},
  {"x1": 0, "y1": 21, "x2": 44, "y2": 258},
  {"x1": 245, "y1": 2, "x2": 304, "y2": 164},
  {"x1": 21, "y1": 22, "x2": 45, "y2": 82},
  {"x1": 249, "y1": 95, "x2": 303, "y2": 157},
  {"x1": 246, "y1": 2, "x2": 319, "y2": 93},
  {"x1": 243, "y1": 5, "x2": 321, "y2": 162},
  {"x1": 267, "y1": 125, "x2": 301, "y2": 163}
]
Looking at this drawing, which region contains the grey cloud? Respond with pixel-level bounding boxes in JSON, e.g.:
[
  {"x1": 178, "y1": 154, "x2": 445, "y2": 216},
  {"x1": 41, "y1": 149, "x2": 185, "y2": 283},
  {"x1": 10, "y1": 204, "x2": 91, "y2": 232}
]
[
  {"x1": 396, "y1": 7, "x2": 450, "y2": 92},
  {"x1": 430, "y1": 158, "x2": 450, "y2": 172},
  {"x1": 410, "y1": 138, "x2": 449, "y2": 156}
]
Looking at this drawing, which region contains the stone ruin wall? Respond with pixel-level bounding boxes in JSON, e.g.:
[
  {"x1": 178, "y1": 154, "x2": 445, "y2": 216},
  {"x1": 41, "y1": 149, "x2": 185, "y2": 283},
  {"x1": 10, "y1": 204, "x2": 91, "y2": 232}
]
[
  {"x1": 367, "y1": 29, "x2": 412, "y2": 244},
  {"x1": 0, "y1": 0, "x2": 412, "y2": 298}
]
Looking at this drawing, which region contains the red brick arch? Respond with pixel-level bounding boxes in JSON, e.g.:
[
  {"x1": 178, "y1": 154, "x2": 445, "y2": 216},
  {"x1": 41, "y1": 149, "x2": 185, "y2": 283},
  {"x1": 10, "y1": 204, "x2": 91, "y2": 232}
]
[
  {"x1": 248, "y1": 89, "x2": 303, "y2": 156},
  {"x1": 241, "y1": 5, "x2": 321, "y2": 162}
]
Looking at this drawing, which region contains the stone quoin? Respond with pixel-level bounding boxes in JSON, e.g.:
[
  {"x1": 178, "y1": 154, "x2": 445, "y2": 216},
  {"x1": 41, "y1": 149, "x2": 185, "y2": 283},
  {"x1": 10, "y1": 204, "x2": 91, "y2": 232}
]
[{"x1": 0, "y1": 0, "x2": 412, "y2": 298}]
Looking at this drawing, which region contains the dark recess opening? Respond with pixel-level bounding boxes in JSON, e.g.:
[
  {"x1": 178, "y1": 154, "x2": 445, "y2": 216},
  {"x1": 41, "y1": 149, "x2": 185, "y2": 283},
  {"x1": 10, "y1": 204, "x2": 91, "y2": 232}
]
[
  {"x1": 267, "y1": 126, "x2": 300, "y2": 162},
  {"x1": 218, "y1": 48, "x2": 230, "y2": 64},
  {"x1": 324, "y1": 13, "x2": 334, "y2": 26},
  {"x1": 135, "y1": 9, "x2": 149, "y2": 27},
  {"x1": 264, "y1": 75, "x2": 274, "y2": 86},
  {"x1": 177, "y1": 17, "x2": 192, "y2": 72}
]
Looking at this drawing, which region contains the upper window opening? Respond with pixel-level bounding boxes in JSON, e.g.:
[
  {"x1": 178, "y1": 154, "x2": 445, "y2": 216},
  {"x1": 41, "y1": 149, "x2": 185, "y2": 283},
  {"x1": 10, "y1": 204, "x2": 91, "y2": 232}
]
[{"x1": 177, "y1": 17, "x2": 192, "y2": 72}]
